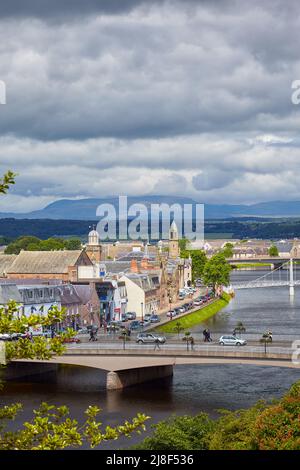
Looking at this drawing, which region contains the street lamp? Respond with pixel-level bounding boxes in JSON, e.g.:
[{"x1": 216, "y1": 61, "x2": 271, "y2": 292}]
[
  {"x1": 141, "y1": 302, "x2": 144, "y2": 329},
  {"x1": 168, "y1": 291, "x2": 172, "y2": 320}
]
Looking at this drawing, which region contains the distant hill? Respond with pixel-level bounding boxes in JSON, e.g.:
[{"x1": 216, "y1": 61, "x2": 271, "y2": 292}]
[{"x1": 1, "y1": 197, "x2": 300, "y2": 220}]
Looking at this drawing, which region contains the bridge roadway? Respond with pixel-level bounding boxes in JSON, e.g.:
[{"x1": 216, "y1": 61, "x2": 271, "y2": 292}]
[
  {"x1": 12, "y1": 342, "x2": 300, "y2": 390},
  {"x1": 227, "y1": 256, "x2": 299, "y2": 264}
]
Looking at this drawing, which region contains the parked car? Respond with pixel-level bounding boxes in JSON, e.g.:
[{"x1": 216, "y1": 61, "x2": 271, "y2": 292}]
[
  {"x1": 178, "y1": 294, "x2": 185, "y2": 300},
  {"x1": 136, "y1": 333, "x2": 166, "y2": 344},
  {"x1": 193, "y1": 299, "x2": 202, "y2": 306},
  {"x1": 178, "y1": 306, "x2": 186, "y2": 313},
  {"x1": 129, "y1": 320, "x2": 141, "y2": 330},
  {"x1": 166, "y1": 310, "x2": 176, "y2": 318},
  {"x1": 144, "y1": 313, "x2": 152, "y2": 321},
  {"x1": 149, "y1": 314, "x2": 161, "y2": 323},
  {"x1": 126, "y1": 311, "x2": 136, "y2": 320},
  {"x1": 121, "y1": 313, "x2": 128, "y2": 322},
  {"x1": 139, "y1": 320, "x2": 151, "y2": 328},
  {"x1": 0, "y1": 333, "x2": 14, "y2": 341},
  {"x1": 219, "y1": 335, "x2": 247, "y2": 346}
]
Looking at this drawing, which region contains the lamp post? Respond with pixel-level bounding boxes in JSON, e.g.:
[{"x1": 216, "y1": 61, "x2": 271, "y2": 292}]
[
  {"x1": 141, "y1": 301, "x2": 144, "y2": 330},
  {"x1": 168, "y1": 292, "x2": 172, "y2": 320}
]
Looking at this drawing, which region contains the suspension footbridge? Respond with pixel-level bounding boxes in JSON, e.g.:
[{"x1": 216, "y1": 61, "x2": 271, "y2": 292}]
[{"x1": 233, "y1": 259, "x2": 298, "y2": 296}]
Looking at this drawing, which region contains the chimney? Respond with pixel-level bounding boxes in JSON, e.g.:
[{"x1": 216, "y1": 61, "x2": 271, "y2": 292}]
[{"x1": 130, "y1": 259, "x2": 139, "y2": 273}]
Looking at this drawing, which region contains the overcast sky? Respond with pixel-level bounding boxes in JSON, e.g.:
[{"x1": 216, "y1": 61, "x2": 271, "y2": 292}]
[{"x1": 0, "y1": 0, "x2": 300, "y2": 212}]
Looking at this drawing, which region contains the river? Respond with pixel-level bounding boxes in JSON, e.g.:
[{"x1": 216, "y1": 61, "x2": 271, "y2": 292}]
[{"x1": 1, "y1": 269, "x2": 300, "y2": 450}]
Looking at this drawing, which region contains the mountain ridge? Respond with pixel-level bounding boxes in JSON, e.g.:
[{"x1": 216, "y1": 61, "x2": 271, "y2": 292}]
[{"x1": 1, "y1": 197, "x2": 300, "y2": 220}]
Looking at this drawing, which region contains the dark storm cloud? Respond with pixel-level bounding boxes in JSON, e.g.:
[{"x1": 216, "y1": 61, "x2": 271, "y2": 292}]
[
  {"x1": 1, "y1": 0, "x2": 300, "y2": 209},
  {"x1": 0, "y1": 0, "x2": 147, "y2": 19}
]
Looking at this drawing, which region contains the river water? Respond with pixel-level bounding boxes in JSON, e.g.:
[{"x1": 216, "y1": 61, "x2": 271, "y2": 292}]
[{"x1": 1, "y1": 269, "x2": 300, "y2": 450}]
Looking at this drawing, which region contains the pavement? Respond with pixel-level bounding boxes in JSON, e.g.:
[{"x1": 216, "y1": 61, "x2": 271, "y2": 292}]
[{"x1": 69, "y1": 338, "x2": 296, "y2": 355}]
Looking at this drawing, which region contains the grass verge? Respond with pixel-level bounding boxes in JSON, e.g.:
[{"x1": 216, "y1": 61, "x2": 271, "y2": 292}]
[
  {"x1": 154, "y1": 292, "x2": 232, "y2": 333},
  {"x1": 232, "y1": 263, "x2": 272, "y2": 269}
]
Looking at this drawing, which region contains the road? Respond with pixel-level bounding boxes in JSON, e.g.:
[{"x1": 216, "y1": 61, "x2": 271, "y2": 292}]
[{"x1": 68, "y1": 339, "x2": 295, "y2": 355}]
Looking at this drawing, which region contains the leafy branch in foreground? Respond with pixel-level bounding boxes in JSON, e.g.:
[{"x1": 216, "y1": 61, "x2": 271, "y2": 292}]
[
  {"x1": 0, "y1": 301, "x2": 149, "y2": 449},
  {"x1": 0, "y1": 402, "x2": 149, "y2": 450},
  {"x1": 0, "y1": 301, "x2": 72, "y2": 361},
  {"x1": 0, "y1": 170, "x2": 16, "y2": 194}
]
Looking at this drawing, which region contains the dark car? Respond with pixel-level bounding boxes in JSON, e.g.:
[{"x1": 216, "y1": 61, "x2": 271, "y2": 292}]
[
  {"x1": 149, "y1": 314, "x2": 161, "y2": 323},
  {"x1": 129, "y1": 320, "x2": 141, "y2": 330},
  {"x1": 126, "y1": 311, "x2": 136, "y2": 320}
]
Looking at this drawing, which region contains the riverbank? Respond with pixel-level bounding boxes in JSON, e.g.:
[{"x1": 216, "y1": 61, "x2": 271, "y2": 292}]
[
  {"x1": 154, "y1": 292, "x2": 232, "y2": 333},
  {"x1": 232, "y1": 263, "x2": 272, "y2": 269}
]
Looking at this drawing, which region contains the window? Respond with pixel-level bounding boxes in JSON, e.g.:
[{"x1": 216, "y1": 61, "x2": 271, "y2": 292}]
[
  {"x1": 28, "y1": 290, "x2": 33, "y2": 299},
  {"x1": 40, "y1": 290, "x2": 43, "y2": 298}
]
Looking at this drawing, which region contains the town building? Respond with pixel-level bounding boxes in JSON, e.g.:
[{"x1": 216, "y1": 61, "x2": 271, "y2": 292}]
[
  {"x1": 17, "y1": 284, "x2": 61, "y2": 316},
  {"x1": 4, "y1": 250, "x2": 93, "y2": 282}
]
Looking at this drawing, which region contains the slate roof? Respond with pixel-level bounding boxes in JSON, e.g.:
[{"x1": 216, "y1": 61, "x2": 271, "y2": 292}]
[
  {"x1": 7, "y1": 250, "x2": 89, "y2": 274},
  {"x1": 0, "y1": 283, "x2": 22, "y2": 304},
  {"x1": 56, "y1": 284, "x2": 82, "y2": 305},
  {"x1": 125, "y1": 273, "x2": 160, "y2": 292},
  {"x1": 73, "y1": 284, "x2": 93, "y2": 305},
  {"x1": 104, "y1": 261, "x2": 131, "y2": 274}
]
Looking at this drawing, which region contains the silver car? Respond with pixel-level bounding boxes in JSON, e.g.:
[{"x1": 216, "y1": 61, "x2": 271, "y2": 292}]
[
  {"x1": 136, "y1": 333, "x2": 166, "y2": 344},
  {"x1": 219, "y1": 335, "x2": 247, "y2": 346}
]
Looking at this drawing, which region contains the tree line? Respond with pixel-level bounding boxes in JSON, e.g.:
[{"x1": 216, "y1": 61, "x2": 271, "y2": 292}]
[{"x1": 4, "y1": 236, "x2": 82, "y2": 254}]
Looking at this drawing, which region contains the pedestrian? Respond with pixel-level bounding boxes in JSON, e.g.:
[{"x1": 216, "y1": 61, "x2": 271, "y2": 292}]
[
  {"x1": 190, "y1": 336, "x2": 195, "y2": 350},
  {"x1": 154, "y1": 338, "x2": 160, "y2": 350},
  {"x1": 89, "y1": 329, "x2": 94, "y2": 342},
  {"x1": 203, "y1": 329, "x2": 207, "y2": 342},
  {"x1": 207, "y1": 329, "x2": 212, "y2": 342}
]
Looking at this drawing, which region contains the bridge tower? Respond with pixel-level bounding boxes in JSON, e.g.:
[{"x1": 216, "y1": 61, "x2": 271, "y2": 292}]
[{"x1": 289, "y1": 258, "x2": 295, "y2": 297}]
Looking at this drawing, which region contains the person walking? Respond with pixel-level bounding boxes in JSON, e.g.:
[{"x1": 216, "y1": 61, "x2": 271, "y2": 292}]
[
  {"x1": 89, "y1": 329, "x2": 95, "y2": 342},
  {"x1": 154, "y1": 338, "x2": 160, "y2": 350},
  {"x1": 207, "y1": 329, "x2": 212, "y2": 342},
  {"x1": 203, "y1": 329, "x2": 207, "y2": 342},
  {"x1": 190, "y1": 336, "x2": 195, "y2": 350}
]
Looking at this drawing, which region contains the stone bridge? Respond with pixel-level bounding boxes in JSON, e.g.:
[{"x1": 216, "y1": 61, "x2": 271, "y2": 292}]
[{"x1": 11, "y1": 347, "x2": 299, "y2": 390}]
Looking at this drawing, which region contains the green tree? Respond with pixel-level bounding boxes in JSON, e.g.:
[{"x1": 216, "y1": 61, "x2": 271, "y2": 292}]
[
  {"x1": 202, "y1": 253, "x2": 231, "y2": 293},
  {"x1": 234, "y1": 321, "x2": 246, "y2": 338},
  {"x1": 173, "y1": 321, "x2": 183, "y2": 339},
  {"x1": 222, "y1": 242, "x2": 234, "y2": 258},
  {"x1": 5, "y1": 236, "x2": 83, "y2": 254},
  {"x1": 132, "y1": 413, "x2": 215, "y2": 450},
  {"x1": 39, "y1": 238, "x2": 65, "y2": 251},
  {"x1": 209, "y1": 381, "x2": 300, "y2": 450},
  {"x1": 134, "y1": 381, "x2": 300, "y2": 450},
  {"x1": 5, "y1": 236, "x2": 41, "y2": 254},
  {"x1": 64, "y1": 238, "x2": 82, "y2": 250},
  {"x1": 269, "y1": 245, "x2": 279, "y2": 256},
  {"x1": 181, "y1": 249, "x2": 207, "y2": 281},
  {"x1": 179, "y1": 238, "x2": 188, "y2": 251}
]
